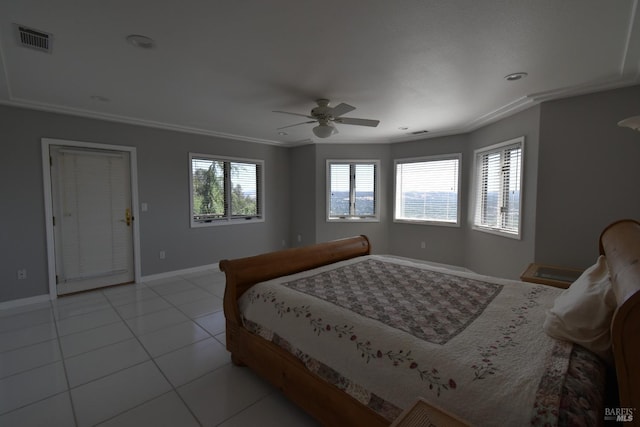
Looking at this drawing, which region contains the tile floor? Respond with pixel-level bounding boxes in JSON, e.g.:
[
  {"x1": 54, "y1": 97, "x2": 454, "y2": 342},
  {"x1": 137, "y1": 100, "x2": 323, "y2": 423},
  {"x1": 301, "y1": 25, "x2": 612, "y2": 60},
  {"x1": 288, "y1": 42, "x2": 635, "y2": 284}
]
[{"x1": 0, "y1": 269, "x2": 319, "y2": 426}]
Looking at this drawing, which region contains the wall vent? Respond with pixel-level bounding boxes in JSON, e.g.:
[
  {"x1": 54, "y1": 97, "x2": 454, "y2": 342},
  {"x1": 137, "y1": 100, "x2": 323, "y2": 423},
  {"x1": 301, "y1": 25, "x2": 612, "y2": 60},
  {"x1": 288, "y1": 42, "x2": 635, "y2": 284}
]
[{"x1": 14, "y1": 24, "x2": 52, "y2": 53}]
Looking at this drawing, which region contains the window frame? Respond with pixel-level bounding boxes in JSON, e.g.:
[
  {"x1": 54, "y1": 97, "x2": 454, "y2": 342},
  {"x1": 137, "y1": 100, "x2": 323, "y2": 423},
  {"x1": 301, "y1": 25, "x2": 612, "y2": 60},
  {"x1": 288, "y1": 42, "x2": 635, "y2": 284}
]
[
  {"x1": 472, "y1": 136, "x2": 524, "y2": 239},
  {"x1": 393, "y1": 153, "x2": 462, "y2": 227},
  {"x1": 326, "y1": 159, "x2": 380, "y2": 222},
  {"x1": 189, "y1": 153, "x2": 264, "y2": 228}
]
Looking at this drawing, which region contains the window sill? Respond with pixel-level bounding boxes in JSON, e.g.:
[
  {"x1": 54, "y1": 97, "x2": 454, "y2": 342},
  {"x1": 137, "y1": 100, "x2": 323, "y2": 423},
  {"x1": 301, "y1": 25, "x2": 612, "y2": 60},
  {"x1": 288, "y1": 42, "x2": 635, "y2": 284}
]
[
  {"x1": 393, "y1": 219, "x2": 460, "y2": 227},
  {"x1": 472, "y1": 225, "x2": 521, "y2": 240},
  {"x1": 191, "y1": 218, "x2": 264, "y2": 228},
  {"x1": 326, "y1": 217, "x2": 380, "y2": 223}
]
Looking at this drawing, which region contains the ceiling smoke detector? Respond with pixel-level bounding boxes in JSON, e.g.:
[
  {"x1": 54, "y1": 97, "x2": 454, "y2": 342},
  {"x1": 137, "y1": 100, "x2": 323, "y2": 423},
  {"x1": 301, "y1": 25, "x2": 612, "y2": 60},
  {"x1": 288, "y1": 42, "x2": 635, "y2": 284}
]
[
  {"x1": 126, "y1": 34, "x2": 156, "y2": 49},
  {"x1": 14, "y1": 24, "x2": 52, "y2": 53},
  {"x1": 504, "y1": 72, "x2": 528, "y2": 81}
]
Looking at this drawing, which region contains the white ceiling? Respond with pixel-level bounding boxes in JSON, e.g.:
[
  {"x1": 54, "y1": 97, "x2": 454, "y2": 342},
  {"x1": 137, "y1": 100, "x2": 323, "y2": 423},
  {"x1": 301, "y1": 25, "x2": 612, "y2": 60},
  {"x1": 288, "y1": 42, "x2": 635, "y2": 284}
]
[{"x1": 0, "y1": 1, "x2": 639, "y2": 146}]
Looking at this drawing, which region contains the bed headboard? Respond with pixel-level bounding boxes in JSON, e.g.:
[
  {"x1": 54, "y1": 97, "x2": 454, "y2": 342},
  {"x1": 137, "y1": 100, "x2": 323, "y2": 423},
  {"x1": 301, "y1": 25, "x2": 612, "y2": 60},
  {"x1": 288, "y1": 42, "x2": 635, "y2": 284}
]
[{"x1": 599, "y1": 219, "x2": 640, "y2": 416}]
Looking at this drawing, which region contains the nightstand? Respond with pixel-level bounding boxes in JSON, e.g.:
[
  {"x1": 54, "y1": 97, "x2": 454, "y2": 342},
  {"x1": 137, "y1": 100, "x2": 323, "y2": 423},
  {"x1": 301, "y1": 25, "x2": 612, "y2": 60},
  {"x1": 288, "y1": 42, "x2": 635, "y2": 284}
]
[
  {"x1": 520, "y1": 263, "x2": 583, "y2": 289},
  {"x1": 390, "y1": 398, "x2": 468, "y2": 427}
]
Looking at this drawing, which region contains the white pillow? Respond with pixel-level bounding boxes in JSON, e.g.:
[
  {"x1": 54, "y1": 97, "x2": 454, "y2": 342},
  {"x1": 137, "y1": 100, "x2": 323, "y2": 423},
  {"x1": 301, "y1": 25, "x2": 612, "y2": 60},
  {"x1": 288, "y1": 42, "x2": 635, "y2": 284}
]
[{"x1": 543, "y1": 255, "x2": 617, "y2": 362}]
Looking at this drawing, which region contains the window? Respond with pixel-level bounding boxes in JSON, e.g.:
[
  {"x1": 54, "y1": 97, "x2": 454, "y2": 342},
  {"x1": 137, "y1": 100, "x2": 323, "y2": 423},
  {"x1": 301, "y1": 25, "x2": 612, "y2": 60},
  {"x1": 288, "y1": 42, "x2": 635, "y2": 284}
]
[
  {"x1": 327, "y1": 160, "x2": 379, "y2": 221},
  {"x1": 190, "y1": 154, "x2": 263, "y2": 226},
  {"x1": 394, "y1": 154, "x2": 461, "y2": 226},
  {"x1": 472, "y1": 137, "x2": 524, "y2": 238}
]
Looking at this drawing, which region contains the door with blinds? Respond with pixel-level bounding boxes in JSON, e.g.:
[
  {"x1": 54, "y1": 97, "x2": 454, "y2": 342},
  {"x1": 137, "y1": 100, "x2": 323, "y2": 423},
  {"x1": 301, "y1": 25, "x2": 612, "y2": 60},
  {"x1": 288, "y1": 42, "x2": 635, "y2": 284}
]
[{"x1": 50, "y1": 146, "x2": 134, "y2": 295}]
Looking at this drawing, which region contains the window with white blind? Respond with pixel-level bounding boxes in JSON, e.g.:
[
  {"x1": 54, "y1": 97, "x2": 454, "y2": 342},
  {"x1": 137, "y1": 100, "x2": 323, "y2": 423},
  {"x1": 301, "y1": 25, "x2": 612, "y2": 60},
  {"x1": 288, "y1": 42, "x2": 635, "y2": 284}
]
[
  {"x1": 190, "y1": 154, "x2": 263, "y2": 227},
  {"x1": 394, "y1": 154, "x2": 461, "y2": 226},
  {"x1": 327, "y1": 160, "x2": 379, "y2": 221},
  {"x1": 472, "y1": 137, "x2": 524, "y2": 239}
]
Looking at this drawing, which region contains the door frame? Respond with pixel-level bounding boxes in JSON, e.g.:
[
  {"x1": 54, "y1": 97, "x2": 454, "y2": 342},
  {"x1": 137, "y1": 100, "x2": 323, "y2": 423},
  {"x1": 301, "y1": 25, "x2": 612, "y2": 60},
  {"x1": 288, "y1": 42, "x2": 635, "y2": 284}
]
[{"x1": 42, "y1": 138, "x2": 142, "y2": 299}]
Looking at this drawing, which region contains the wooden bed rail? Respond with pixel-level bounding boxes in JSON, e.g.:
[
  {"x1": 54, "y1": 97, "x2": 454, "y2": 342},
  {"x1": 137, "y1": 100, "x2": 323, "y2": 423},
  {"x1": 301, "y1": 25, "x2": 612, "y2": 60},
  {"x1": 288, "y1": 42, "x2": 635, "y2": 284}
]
[{"x1": 599, "y1": 219, "x2": 640, "y2": 422}]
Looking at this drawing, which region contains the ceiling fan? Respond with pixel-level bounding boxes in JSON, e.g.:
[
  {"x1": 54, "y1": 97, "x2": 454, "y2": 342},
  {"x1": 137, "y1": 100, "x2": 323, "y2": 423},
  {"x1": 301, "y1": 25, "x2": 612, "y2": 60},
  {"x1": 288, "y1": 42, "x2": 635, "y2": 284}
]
[{"x1": 273, "y1": 99, "x2": 380, "y2": 138}]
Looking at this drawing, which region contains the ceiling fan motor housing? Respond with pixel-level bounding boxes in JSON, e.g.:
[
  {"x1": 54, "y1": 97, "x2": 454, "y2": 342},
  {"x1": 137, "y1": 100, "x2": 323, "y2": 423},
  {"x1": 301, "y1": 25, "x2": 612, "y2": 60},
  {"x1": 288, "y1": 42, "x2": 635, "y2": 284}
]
[{"x1": 311, "y1": 99, "x2": 333, "y2": 120}]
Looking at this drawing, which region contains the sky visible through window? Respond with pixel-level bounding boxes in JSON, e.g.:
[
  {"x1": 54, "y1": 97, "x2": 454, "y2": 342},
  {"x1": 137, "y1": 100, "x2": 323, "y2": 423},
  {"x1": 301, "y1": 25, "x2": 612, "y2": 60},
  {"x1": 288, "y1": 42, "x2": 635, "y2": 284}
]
[{"x1": 230, "y1": 162, "x2": 257, "y2": 198}]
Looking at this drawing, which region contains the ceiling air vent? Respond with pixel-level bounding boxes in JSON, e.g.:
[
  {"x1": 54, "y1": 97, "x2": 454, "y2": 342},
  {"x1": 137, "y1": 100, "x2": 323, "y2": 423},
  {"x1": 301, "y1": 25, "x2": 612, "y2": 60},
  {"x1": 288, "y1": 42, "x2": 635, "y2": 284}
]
[
  {"x1": 14, "y1": 24, "x2": 52, "y2": 53},
  {"x1": 409, "y1": 130, "x2": 429, "y2": 135}
]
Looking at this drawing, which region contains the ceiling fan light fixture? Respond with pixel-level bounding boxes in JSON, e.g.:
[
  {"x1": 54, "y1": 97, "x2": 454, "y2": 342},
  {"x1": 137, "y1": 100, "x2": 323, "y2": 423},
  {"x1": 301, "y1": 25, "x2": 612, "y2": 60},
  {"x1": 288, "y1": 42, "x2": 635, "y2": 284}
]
[
  {"x1": 312, "y1": 123, "x2": 336, "y2": 138},
  {"x1": 618, "y1": 115, "x2": 640, "y2": 131}
]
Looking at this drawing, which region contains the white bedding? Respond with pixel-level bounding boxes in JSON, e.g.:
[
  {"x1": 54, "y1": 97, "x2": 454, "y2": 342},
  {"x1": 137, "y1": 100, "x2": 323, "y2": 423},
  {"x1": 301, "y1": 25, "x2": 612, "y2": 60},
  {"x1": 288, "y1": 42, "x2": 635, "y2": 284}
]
[{"x1": 238, "y1": 255, "x2": 597, "y2": 426}]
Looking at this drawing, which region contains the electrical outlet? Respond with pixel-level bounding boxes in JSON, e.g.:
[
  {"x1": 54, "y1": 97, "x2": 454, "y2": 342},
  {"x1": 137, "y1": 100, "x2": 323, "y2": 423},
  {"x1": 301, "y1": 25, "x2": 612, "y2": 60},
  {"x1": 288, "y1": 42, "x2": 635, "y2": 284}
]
[
  {"x1": 159, "y1": 251, "x2": 166, "y2": 259},
  {"x1": 420, "y1": 241, "x2": 426, "y2": 249},
  {"x1": 17, "y1": 269, "x2": 27, "y2": 280}
]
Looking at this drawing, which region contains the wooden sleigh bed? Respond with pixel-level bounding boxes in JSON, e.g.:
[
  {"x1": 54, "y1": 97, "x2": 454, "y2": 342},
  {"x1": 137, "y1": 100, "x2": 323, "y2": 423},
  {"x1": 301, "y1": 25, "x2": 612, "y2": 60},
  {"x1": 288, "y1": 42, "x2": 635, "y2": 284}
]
[{"x1": 220, "y1": 219, "x2": 640, "y2": 426}]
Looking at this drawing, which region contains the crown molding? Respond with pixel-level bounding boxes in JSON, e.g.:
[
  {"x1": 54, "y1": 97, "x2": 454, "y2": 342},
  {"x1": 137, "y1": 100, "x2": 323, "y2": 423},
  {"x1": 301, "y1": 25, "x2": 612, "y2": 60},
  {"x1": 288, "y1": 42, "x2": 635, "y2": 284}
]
[
  {"x1": 3, "y1": 76, "x2": 638, "y2": 148},
  {"x1": 0, "y1": 97, "x2": 290, "y2": 147}
]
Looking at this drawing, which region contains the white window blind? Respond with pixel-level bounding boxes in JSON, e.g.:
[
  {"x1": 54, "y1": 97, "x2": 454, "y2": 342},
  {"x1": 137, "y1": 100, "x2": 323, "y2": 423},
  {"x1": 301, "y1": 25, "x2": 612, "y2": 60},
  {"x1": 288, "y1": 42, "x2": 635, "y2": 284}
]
[
  {"x1": 473, "y1": 137, "x2": 523, "y2": 238},
  {"x1": 190, "y1": 154, "x2": 263, "y2": 226},
  {"x1": 327, "y1": 160, "x2": 378, "y2": 221},
  {"x1": 354, "y1": 164, "x2": 376, "y2": 217},
  {"x1": 329, "y1": 163, "x2": 350, "y2": 217},
  {"x1": 394, "y1": 154, "x2": 461, "y2": 225}
]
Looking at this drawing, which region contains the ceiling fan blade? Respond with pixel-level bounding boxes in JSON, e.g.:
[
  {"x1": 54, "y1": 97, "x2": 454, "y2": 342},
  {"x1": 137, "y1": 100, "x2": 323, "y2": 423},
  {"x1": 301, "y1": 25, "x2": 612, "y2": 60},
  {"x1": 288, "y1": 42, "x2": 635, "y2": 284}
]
[
  {"x1": 273, "y1": 110, "x2": 314, "y2": 119},
  {"x1": 330, "y1": 103, "x2": 356, "y2": 117},
  {"x1": 335, "y1": 117, "x2": 380, "y2": 127},
  {"x1": 277, "y1": 120, "x2": 316, "y2": 130}
]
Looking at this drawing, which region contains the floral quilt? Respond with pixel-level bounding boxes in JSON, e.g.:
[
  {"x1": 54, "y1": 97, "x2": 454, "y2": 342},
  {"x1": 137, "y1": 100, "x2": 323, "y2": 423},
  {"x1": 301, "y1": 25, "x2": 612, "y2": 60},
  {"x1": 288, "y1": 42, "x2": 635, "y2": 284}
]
[{"x1": 238, "y1": 255, "x2": 605, "y2": 426}]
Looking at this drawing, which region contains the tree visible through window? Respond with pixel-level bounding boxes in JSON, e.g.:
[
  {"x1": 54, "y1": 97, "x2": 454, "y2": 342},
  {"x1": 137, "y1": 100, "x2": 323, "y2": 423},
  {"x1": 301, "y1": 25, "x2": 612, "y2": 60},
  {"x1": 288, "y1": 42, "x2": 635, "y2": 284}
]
[{"x1": 190, "y1": 155, "x2": 262, "y2": 226}]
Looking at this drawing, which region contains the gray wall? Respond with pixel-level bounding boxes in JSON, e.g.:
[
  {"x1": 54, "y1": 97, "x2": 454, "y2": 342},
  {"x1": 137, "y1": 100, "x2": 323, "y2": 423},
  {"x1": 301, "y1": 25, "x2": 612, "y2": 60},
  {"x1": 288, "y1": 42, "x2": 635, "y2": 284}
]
[
  {"x1": 386, "y1": 86, "x2": 640, "y2": 278},
  {"x1": 314, "y1": 143, "x2": 391, "y2": 254},
  {"x1": 0, "y1": 105, "x2": 290, "y2": 303},
  {"x1": 535, "y1": 85, "x2": 640, "y2": 269},
  {"x1": 388, "y1": 134, "x2": 469, "y2": 266},
  {"x1": 289, "y1": 144, "x2": 317, "y2": 247},
  {"x1": 385, "y1": 105, "x2": 540, "y2": 280},
  {"x1": 464, "y1": 105, "x2": 541, "y2": 278},
  {"x1": 2, "y1": 84, "x2": 639, "y2": 303}
]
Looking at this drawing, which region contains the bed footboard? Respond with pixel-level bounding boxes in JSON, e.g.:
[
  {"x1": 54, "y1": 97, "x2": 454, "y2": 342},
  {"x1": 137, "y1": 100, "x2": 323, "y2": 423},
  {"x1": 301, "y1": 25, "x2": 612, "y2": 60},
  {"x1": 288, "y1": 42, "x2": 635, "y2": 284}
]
[
  {"x1": 220, "y1": 235, "x2": 370, "y2": 359},
  {"x1": 219, "y1": 236, "x2": 383, "y2": 426},
  {"x1": 220, "y1": 235, "x2": 370, "y2": 326}
]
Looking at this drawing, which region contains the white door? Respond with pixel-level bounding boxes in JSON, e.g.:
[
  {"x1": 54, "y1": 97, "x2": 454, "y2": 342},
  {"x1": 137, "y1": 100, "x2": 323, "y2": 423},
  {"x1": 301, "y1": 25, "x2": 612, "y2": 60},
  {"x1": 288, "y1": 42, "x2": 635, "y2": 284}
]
[{"x1": 50, "y1": 146, "x2": 135, "y2": 295}]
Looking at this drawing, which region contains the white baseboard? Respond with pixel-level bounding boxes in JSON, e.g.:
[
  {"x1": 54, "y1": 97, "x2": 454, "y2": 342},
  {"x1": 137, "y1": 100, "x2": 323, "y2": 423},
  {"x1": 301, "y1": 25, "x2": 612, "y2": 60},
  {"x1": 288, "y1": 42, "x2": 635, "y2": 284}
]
[
  {"x1": 0, "y1": 264, "x2": 221, "y2": 311},
  {"x1": 141, "y1": 263, "x2": 220, "y2": 282},
  {"x1": 0, "y1": 294, "x2": 51, "y2": 311}
]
